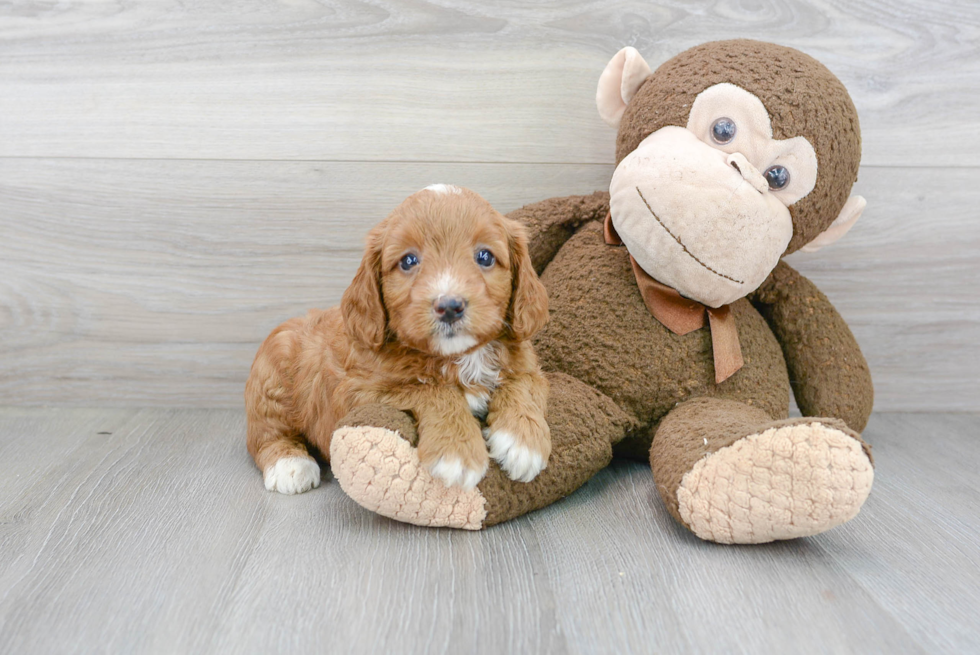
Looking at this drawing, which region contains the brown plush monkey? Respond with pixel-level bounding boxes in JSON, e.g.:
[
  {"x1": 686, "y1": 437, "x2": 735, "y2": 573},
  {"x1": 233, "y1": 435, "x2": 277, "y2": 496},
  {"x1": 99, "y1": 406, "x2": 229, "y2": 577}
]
[{"x1": 328, "y1": 40, "x2": 875, "y2": 543}]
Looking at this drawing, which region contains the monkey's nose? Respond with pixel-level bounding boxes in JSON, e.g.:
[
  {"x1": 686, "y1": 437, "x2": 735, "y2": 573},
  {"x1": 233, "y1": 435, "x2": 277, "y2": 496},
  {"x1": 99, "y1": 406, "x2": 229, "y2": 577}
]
[
  {"x1": 434, "y1": 295, "x2": 467, "y2": 324},
  {"x1": 727, "y1": 153, "x2": 769, "y2": 194}
]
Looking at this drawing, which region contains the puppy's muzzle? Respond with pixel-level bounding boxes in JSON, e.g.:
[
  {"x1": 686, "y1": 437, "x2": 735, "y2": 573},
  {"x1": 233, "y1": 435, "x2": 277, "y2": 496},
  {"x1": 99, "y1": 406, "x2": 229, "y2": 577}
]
[{"x1": 434, "y1": 295, "x2": 467, "y2": 325}]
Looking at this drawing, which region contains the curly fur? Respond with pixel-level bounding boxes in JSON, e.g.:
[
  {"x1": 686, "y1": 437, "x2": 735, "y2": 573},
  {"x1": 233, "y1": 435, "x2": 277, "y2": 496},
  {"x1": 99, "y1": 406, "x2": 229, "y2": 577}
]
[{"x1": 245, "y1": 186, "x2": 551, "y2": 491}]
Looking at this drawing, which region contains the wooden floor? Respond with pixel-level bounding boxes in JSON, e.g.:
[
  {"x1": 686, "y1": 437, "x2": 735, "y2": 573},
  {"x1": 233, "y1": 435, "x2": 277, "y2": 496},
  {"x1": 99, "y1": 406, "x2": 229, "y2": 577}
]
[{"x1": 0, "y1": 409, "x2": 975, "y2": 654}]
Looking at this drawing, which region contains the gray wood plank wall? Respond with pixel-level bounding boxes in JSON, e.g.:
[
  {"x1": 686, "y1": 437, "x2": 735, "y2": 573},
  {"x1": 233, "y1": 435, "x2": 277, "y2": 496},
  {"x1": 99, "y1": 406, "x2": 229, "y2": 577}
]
[{"x1": 2, "y1": 1, "x2": 978, "y2": 410}]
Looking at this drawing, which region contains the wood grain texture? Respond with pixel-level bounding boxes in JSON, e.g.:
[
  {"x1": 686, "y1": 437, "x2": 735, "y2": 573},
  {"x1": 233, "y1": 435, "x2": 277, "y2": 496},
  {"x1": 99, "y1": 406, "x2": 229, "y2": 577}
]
[
  {"x1": 785, "y1": 166, "x2": 980, "y2": 413},
  {"x1": 1, "y1": 3, "x2": 976, "y2": 652},
  {"x1": 0, "y1": 408, "x2": 976, "y2": 654},
  {"x1": 1, "y1": 1, "x2": 977, "y2": 409},
  {"x1": 1, "y1": 0, "x2": 979, "y2": 166},
  {"x1": 0, "y1": 159, "x2": 612, "y2": 406},
  {"x1": 2, "y1": 160, "x2": 976, "y2": 410}
]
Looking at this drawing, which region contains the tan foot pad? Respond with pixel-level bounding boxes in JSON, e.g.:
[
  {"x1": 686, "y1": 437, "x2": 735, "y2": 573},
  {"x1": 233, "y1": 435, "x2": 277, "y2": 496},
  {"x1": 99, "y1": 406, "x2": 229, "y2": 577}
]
[
  {"x1": 676, "y1": 422, "x2": 874, "y2": 544},
  {"x1": 330, "y1": 425, "x2": 487, "y2": 530}
]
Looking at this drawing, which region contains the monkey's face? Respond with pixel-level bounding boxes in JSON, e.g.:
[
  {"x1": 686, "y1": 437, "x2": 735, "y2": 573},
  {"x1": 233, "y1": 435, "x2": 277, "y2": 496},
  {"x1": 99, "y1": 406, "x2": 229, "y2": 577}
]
[
  {"x1": 608, "y1": 83, "x2": 818, "y2": 307},
  {"x1": 597, "y1": 41, "x2": 865, "y2": 308}
]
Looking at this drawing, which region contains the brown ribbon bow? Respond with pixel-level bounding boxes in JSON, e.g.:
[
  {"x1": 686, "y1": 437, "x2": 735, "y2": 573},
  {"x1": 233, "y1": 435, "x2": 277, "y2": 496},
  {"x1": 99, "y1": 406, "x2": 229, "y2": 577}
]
[{"x1": 604, "y1": 212, "x2": 744, "y2": 383}]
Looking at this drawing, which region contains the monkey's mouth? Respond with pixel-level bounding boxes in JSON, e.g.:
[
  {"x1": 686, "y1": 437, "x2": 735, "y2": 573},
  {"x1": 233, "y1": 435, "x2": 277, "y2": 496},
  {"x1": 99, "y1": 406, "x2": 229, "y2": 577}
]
[{"x1": 635, "y1": 187, "x2": 745, "y2": 285}]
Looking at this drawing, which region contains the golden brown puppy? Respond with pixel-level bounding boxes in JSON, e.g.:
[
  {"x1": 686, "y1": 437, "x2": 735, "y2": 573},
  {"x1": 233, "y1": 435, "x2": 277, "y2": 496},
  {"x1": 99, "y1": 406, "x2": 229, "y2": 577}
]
[{"x1": 245, "y1": 184, "x2": 551, "y2": 494}]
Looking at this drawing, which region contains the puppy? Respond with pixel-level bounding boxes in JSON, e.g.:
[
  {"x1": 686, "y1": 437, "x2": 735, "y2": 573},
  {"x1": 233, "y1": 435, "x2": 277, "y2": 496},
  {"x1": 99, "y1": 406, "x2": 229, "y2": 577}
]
[{"x1": 245, "y1": 184, "x2": 551, "y2": 494}]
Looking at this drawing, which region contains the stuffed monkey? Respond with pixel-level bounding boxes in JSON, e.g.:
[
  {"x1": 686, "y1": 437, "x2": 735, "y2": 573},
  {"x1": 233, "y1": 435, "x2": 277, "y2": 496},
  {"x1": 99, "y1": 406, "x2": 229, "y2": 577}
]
[{"x1": 328, "y1": 40, "x2": 875, "y2": 544}]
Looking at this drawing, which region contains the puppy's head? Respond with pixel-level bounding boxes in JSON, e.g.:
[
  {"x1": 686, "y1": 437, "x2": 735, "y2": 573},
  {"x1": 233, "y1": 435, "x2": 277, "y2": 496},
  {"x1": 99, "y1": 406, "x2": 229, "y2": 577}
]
[{"x1": 341, "y1": 185, "x2": 548, "y2": 356}]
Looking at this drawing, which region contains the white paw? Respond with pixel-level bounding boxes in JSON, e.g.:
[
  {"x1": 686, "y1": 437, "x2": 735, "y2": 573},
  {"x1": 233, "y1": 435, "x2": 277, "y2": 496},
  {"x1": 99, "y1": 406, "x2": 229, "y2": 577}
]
[
  {"x1": 263, "y1": 456, "x2": 321, "y2": 495},
  {"x1": 428, "y1": 456, "x2": 487, "y2": 490},
  {"x1": 486, "y1": 430, "x2": 546, "y2": 483}
]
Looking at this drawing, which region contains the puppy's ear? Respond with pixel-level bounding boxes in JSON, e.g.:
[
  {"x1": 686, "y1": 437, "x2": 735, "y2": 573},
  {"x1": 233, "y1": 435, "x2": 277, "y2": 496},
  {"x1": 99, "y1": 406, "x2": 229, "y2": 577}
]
[
  {"x1": 341, "y1": 223, "x2": 387, "y2": 350},
  {"x1": 506, "y1": 219, "x2": 549, "y2": 341}
]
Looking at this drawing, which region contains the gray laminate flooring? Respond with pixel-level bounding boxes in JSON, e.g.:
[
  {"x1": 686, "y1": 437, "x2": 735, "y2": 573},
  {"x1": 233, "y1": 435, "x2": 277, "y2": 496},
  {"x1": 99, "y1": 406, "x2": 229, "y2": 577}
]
[{"x1": 0, "y1": 409, "x2": 976, "y2": 654}]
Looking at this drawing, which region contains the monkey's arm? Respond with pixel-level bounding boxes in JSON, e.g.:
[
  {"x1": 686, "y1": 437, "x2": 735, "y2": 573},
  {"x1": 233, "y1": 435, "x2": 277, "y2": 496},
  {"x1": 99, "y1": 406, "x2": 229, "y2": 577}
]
[
  {"x1": 748, "y1": 260, "x2": 874, "y2": 432},
  {"x1": 506, "y1": 192, "x2": 609, "y2": 273}
]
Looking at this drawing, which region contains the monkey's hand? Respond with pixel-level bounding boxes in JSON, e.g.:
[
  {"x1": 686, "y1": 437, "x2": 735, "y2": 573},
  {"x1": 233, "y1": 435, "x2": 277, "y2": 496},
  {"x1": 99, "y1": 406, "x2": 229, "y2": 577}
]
[
  {"x1": 749, "y1": 260, "x2": 874, "y2": 432},
  {"x1": 506, "y1": 192, "x2": 609, "y2": 273}
]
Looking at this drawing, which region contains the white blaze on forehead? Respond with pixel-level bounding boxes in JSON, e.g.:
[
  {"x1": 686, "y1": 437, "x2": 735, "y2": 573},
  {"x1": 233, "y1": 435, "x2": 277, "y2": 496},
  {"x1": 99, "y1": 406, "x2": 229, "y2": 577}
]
[
  {"x1": 423, "y1": 184, "x2": 463, "y2": 195},
  {"x1": 430, "y1": 270, "x2": 460, "y2": 296}
]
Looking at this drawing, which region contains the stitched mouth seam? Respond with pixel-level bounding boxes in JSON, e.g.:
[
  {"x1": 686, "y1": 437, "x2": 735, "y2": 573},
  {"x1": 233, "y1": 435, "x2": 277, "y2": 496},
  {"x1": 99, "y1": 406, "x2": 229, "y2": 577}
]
[{"x1": 635, "y1": 187, "x2": 745, "y2": 285}]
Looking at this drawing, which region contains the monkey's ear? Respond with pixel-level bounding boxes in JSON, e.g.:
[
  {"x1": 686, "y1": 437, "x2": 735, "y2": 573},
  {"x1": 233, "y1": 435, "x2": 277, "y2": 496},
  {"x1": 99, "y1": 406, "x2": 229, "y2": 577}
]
[
  {"x1": 799, "y1": 195, "x2": 866, "y2": 253},
  {"x1": 597, "y1": 47, "x2": 652, "y2": 128}
]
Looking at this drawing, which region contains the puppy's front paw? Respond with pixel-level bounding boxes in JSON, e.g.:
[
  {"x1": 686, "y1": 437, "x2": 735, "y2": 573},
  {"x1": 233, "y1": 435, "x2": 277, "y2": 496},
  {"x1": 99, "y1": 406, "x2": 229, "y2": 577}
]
[
  {"x1": 419, "y1": 426, "x2": 490, "y2": 491},
  {"x1": 486, "y1": 429, "x2": 548, "y2": 483},
  {"x1": 429, "y1": 456, "x2": 488, "y2": 491},
  {"x1": 264, "y1": 456, "x2": 321, "y2": 495}
]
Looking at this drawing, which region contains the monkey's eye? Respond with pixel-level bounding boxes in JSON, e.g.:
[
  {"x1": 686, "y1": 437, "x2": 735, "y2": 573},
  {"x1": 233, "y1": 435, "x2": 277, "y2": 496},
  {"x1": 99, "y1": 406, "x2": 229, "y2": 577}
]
[
  {"x1": 399, "y1": 253, "x2": 420, "y2": 271},
  {"x1": 764, "y1": 165, "x2": 791, "y2": 190},
  {"x1": 710, "y1": 117, "x2": 737, "y2": 144},
  {"x1": 475, "y1": 249, "x2": 496, "y2": 268}
]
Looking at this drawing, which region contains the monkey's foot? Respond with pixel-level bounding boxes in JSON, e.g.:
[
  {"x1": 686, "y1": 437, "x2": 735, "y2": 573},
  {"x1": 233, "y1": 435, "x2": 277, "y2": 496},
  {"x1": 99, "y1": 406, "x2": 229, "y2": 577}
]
[
  {"x1": 674, "y1": 420, "x2": 874, "y2": 544},
  {"x1": 330, "y1": 373, "x2": 627, "y2": 529},
  {"x1": 330, "y1": 423, "x2": 487, "y2": 529}
]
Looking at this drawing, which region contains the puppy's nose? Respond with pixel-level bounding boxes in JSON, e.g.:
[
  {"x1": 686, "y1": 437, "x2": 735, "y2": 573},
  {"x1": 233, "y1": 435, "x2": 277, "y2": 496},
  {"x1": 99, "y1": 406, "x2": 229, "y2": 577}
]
[{"x1": 434, "y1": 295, "x2": 467, "y2": 324}]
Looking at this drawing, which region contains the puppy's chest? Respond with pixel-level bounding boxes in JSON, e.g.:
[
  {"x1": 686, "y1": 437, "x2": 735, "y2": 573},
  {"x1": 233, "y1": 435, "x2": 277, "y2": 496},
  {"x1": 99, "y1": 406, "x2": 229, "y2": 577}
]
[{"x1": 442, "y1": 342, "x2": 502, "y2": 419}]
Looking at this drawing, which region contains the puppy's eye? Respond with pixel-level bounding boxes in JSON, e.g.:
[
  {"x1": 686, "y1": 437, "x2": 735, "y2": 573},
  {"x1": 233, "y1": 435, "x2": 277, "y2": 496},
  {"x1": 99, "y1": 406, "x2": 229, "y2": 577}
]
[
  {"x1": 711, "y1": 117, "x2": 737, "y2": 144},
  {"x1": 399, "y1": 253, "x2": 420, "y2": 271},
  {"x1": 764, "y1": 165, "x2": 790, "y2": 190},
  {"x1": 475, "y1": 249, "x2": 495, "y2": 268}
]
